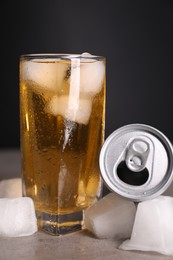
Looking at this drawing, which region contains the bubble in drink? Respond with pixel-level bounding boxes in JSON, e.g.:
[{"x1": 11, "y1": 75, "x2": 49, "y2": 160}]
[
  {"x1": 47, "y1": 95, "x2": 92, "y2": 125},
  {"x1": 84, "y1": 193, "x2": 136, "y2": 239},
  {"x1": 0, "y1": 197, "x2": 37, "y2": 237},
  {"x1": 0, "y1": 178, "x2": 22, "y2": 198},
  {"x1": 119, "y1": 196, "x2": 173, "y2": 256}
]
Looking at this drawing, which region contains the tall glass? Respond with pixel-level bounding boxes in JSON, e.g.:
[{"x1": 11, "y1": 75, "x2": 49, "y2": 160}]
[{"x1": 19, "y1": 53, "x2": 106, "y2": 235}]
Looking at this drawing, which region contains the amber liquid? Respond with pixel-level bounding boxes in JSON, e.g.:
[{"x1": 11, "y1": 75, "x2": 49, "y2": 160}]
[{"x1": 20, "y1": 58, "x2": 105, "y2": 235}]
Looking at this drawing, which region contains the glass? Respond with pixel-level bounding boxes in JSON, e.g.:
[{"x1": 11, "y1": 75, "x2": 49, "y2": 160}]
[{"x1": 19, "y1": 53, "x2": 106, "y2": 235}]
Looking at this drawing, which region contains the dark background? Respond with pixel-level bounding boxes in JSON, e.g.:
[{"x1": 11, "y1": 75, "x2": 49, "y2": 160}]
[{"x1": 1, "y1": 0, "x2": 173, "y2": 148}]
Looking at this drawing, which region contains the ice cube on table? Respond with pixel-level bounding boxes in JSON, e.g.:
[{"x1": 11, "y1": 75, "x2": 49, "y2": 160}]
[
  {"x1": 0, "y1": 197, "x2": 38, "y2": 237},
  {"x1": 119, "y1": 196, "x2": 173, "y2": 256},
  {"x1": 21, "y1": 60, "x2": 68, "y2": 92},
  {"x1": 47, "y1": 95, "x2": 92, "y2": 125},
  {"x1": 0, "y1": 178, "x2": 22, "y2": 198},
  {"x1": 84, "y1": 192, "x2": 136, "y2": 239}
]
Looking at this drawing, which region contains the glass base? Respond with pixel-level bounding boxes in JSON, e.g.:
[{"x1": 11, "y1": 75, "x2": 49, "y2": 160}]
[{"x1": 36, "y1": 210, "x2": 84, "y2": 236}]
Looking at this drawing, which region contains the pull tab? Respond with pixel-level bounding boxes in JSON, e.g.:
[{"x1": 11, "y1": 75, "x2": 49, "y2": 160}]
[{"x1": 125, "y1": 139, "x2": 149, "y2": 172}]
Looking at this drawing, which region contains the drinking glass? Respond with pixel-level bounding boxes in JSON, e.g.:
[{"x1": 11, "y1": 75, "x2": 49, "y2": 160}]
[{"x1": 19, "y1": 53, "x2": 106, "y2": 235}]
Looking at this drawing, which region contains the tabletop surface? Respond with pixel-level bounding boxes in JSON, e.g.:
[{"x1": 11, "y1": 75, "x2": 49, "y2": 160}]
[{"x1": 0, "y1": 149, "x2": 173, "y2": 260}]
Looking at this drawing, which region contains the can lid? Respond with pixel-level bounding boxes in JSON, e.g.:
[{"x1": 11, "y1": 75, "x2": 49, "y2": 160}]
[{"x1": 99, "y1": 124, "x2": 173, "y2": 201}]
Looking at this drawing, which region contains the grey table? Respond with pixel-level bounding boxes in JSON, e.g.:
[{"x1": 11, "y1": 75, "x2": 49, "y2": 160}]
[{"x1": 0, "y1": 149, "x2": 173, "y2": 260}]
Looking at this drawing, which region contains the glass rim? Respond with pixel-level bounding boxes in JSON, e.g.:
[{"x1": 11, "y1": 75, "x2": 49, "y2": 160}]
[{"x1": 20, "y1": 53, "x2": 105, "y2": 61}]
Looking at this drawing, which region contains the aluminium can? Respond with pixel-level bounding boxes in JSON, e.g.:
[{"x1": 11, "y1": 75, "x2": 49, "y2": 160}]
[{"x1": 99, "y1": 124, "x2": 173, "y2": 201}]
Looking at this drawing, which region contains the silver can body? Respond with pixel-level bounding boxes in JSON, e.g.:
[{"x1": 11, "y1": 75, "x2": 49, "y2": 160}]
[{"x1": 99, "y1": 124, "x2": 173, "y2": 201}]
